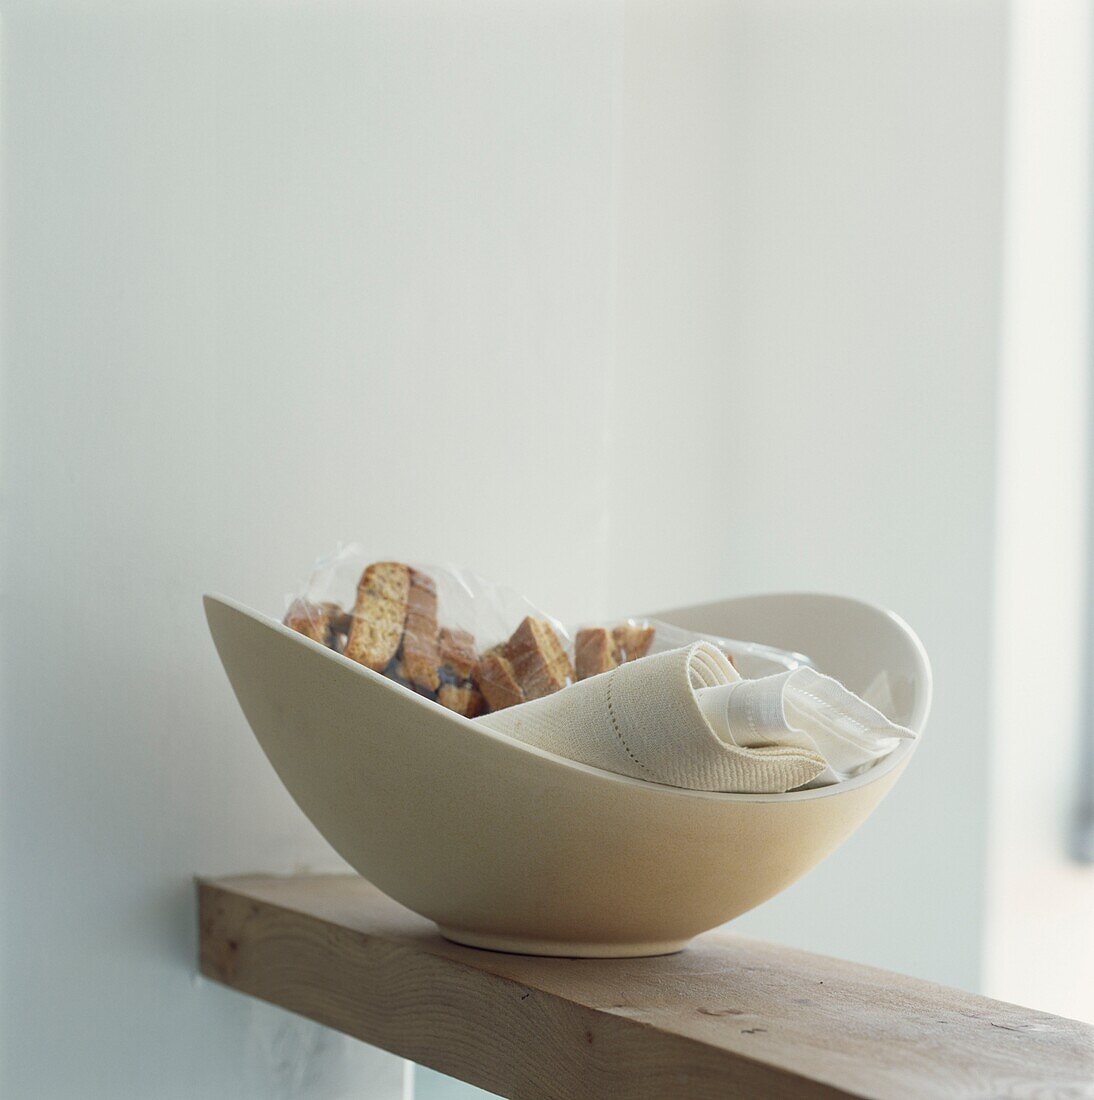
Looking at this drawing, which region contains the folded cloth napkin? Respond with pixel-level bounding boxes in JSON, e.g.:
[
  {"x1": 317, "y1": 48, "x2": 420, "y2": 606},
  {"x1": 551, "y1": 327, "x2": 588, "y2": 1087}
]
[{"x1": 479, "y1": 642, "x2": 915, "y2": 793}]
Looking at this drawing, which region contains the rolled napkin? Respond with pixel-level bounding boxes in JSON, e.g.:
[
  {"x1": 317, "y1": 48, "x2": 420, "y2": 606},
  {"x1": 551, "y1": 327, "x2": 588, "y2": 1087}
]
[
  {"x1": 479, "y1": 642, "x2": 916, "y2": 793},
  {"x1": 695, "y1": 665, "x2": 916, "y2": 788}
]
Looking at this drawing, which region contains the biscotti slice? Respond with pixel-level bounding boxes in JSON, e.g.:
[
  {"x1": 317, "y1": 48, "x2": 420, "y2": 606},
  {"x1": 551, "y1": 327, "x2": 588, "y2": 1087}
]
[
  {"x1": 283, "y1": 598, "x2": 333, "y2": 646},
  {"x1": 400, "y1": 568, "x2": 440, "y2": 692},
  {"x1": 474, "y1": 646, "x2": 525, "y2": 711},
  {"x1": 321, "y1": 603, "x2": 352, "y2": 654},
  {"x1": 575, "y1": 627, "x2": 618, "y2": 680},
  {"x1": 506, "y1": 616, "x2": 573, "y2": 700},
  {"x1": 344, "y1": 562, "x2": 411, "y2": 672},
  {"x1": 437, "y1": 683, "x2": 484, "y2": 718},
  {"x1": 325, "y1": 604, "x2": 354, "y2": 638},
  {"x1": 439, "y1": 627, "x2": 477, "y2": 682},
  {"x1": 612, "y1": 622, "x2": 655, "y2": 663}
]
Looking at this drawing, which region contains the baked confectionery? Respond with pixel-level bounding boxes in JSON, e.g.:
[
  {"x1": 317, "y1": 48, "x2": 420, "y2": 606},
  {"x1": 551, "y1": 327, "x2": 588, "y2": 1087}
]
[
  {"x1": 344, "y1": 562, "x2": 411, "y2": 672},
  {"x1": 401, "y1": 568, "x2": 440, "y2": 692},
  {"x1": 575, "y1": 627, "x2": 618, "y2": 680},
  {"x1": 283, "y1": 598, "x2": 333, "y2": 646},
  {"x1": 321, "y1": 603, "x2": 352, "y2": 654},
  {"x1": 506, "y1": 616, "x2": 573, "y2": 700},
  {"x1": 474, "y1": 646, "x2": 525, "y2": 711},
  {"x1": 436, "y1": 626, "x2": 482, "y2": 710},
  {"x1": 325, "y1": 604, "x2": 354, "y2": 638},
  {"x1": 613, "y1": 622, "x2": 655, "y2": 663},
  {"x1": 287, "y1": 559, "x2": 666, "y2": 710},
  {"x1": 437, "y1": 683, "x2": 484, "y2": 717},
  {"x1": 439, "y1": 627, "x2": 477, "y2": 681}
]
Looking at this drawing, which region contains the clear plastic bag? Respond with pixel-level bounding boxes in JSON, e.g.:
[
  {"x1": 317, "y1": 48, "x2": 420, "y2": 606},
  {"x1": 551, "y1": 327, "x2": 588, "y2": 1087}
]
[
  {"x1": 628, "y1": 618, "x2": 812, "y2": 679},
  {"x1": 282, "y1": 545, "x2": 811, "y2": 718}
]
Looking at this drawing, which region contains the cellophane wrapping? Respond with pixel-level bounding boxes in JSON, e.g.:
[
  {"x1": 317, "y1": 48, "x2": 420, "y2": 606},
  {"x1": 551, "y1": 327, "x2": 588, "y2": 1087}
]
[{"x1": 282, "y1": 545, "x2": 810, "y2": 719}]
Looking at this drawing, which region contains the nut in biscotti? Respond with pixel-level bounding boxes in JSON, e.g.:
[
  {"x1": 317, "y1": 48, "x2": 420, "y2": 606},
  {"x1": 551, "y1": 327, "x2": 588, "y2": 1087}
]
[
  {"x1": 506, "y1": 616, "x2": 573, "y2": 700},
  {"x1": 474, "y1": 646, "x2": 525, "y2": 711},
  {"x1": 344, "y1": 562, "x2": 411, "y2": 672},
  {"x1": 437, "y1": 683, "x2": 484, "y2": 718},
  {"x1": 612, "y1": 622, "x2": 655, "y2": 663},
  {"x1": 400, "y1": 568, "x2": 440, "y2": 692},
  {"x1": 575, "y1": 627, "x2": 618, "y2": 680},
  {"x1": 283, "y1": 598, "x2": 334, "y2": 646}
]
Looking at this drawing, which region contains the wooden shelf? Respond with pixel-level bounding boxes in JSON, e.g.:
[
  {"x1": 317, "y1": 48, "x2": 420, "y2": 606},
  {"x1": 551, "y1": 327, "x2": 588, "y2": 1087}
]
[{"x1": 198, "y1": 875, "x2": 1093, "y2": 1100}]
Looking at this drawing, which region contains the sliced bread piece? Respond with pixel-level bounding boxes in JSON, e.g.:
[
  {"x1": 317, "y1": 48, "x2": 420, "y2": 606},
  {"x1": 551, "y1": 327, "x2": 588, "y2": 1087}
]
[
  {"x1": 344, "y1": 562, "x2": 411, "y2": 672},
  {"x1": 325, "y1": 604, "x2": 354, "y2": 637},
  {"x1": 612, "y1": 622, "x2": 655, "y2": 663},
  {"x1": 474, "y1": 646, "x2": 525, "y2": 711},
  {"x1": 283, "y1": 598, "x2": 333, "y2": 646},
  {"x1": 322, "y1": 602, "x2": 353, "y2": 654},
  {"x1": 575, "y1": 627, "x2": 619, "y2": 680},
  {"x1": 439, "y1": 627, "x2": 477, "y2": 682},
  {"x1": 401, "y1": 568, "x2": 440, "y2": 692},
  {"x1": 506, "y1": 616, "x2": 573, "y2": 700},
  {"x1": 437, "y1": 683, "x2": 484, "y2": 718}
]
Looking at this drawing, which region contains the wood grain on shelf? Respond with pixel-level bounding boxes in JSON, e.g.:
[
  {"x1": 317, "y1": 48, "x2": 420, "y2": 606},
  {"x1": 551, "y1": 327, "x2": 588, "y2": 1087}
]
[{"x1": 198, "y1": 874, "x2": 1094, "y2": 1100}]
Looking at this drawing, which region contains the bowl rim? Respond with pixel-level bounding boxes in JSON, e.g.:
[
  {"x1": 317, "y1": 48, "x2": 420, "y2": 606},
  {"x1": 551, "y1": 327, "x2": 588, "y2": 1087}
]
[{"x1": 205, "y1": 593, "x2": 927, "y2": 805}]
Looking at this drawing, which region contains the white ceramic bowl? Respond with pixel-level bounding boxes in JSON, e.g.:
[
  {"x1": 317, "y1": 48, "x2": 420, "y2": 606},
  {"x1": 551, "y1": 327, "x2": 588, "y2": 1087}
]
[{"x1": 205, "y1": 592, "x2": 930, "y2": 957}]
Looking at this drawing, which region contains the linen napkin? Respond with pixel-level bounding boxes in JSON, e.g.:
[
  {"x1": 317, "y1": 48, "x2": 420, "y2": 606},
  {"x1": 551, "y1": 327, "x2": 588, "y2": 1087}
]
[{"x1": 479, "y1": 642, "x2": 915, "y2": 793}]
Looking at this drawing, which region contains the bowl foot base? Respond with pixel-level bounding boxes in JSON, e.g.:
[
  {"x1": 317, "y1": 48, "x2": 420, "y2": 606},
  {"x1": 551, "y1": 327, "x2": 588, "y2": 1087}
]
[{"x1": 437, "y1": 926, "x2": 691, "y2": 958}]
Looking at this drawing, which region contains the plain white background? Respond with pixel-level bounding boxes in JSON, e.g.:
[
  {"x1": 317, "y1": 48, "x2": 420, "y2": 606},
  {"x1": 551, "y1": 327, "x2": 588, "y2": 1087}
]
[
  {"x1": 3, "y1": 2, "x2": 1088, "y2": 1099},
  {"x1": 2, "y1": 3, "x2": 618, "y2": 1097},
  {"x1": 985, "y1": 0, "x2": 1094, "y2": 1025},
  {"x1": 612, "y1": 0, "x2": 1003, "y2": 991}
]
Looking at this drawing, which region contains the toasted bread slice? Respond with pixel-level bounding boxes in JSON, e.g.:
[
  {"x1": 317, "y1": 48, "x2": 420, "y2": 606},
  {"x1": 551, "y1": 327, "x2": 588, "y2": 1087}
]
[
  {"x1": 325, "y1": 604, "x2": 354, "y2": 637},
  {"x1": 344, "y1": 562, "x2": 411, "y2": 672},
  {"x1": 506, "y1": 616, "x2": 573, "y2": 700},
  {"x1": 474, "y1": 646, "x2": 525, "y2": 711},
  {"x1": 322, "y1": 602, "x2": 352, "y2": 654},
  {"x1": 283, "y1": 598, "x2": 333, "y2": 646},
  {"x1": 439, "y1": 627, "x2": 477, "y2": 681},
  {"x1": 575, "y1": 627, "x2": 618, "y2": 680},
  {"x1": 401, "y1": 568, "x2": 440, "y2": 692},
  {"x1": 437, "y1": 683, "x2": 484, "y2": 718},
  {"x1": 612, "y1": 622, "x2": 655, "y2": 663}
]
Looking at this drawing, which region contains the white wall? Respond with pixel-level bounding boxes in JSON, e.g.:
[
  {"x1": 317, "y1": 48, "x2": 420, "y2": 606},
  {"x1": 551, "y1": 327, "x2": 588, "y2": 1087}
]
[
  {"x1": 0, "y1": 2, "x2": 620, "y2": 1096},
  {"x1": 612, "y1": 0, "x2": 1006, "y2": 990},
  {"x1": 2, "y1": 1, "x2": 1013, "y2": 1097},
  {"x1": 985, "y1": 0, "x2": 1094, "y2": 1025}
]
